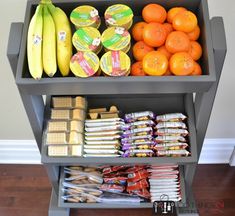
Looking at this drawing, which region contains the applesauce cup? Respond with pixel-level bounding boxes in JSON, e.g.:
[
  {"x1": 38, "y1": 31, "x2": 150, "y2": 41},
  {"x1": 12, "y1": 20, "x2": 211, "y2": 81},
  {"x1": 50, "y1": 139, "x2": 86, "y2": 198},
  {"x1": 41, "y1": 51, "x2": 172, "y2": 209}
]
[
  {"x1": 105, "y1": 4, "x2": 133, "y2": 30},
  {"x1": 101, "y1": 27, "x2": 131, "y2": 53},
  {"x1": 100, "y1": 50, "x2": 131, "y2": 77},
  {"x1": 70, "y1": 5, "x2": 101, "y2": 29},
  {"x1": 72, "y1": 27, "x2": 102, "y2": 54},
  {"x1": 70, "y1": 51, "x2": 100, "y2": 78}
]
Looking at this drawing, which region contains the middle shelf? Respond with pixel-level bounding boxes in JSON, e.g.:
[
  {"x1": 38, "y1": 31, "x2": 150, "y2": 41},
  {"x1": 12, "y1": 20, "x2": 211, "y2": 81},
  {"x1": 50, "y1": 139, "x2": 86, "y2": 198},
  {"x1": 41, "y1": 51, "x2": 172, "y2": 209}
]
[{"x1": 41, "y1": 93, "x2": 197, "y2": 165}]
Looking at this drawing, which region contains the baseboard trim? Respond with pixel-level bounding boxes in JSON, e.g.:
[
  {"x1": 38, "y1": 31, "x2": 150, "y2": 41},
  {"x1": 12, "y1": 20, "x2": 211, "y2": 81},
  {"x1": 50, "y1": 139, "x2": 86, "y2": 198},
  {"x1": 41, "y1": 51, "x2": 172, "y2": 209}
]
[
  {"x1": 199, "y1": 139, "x2": 235, "y2": 164},
  {"x1": 0, "y1": 139, "x2": 234, "y2": 165}
]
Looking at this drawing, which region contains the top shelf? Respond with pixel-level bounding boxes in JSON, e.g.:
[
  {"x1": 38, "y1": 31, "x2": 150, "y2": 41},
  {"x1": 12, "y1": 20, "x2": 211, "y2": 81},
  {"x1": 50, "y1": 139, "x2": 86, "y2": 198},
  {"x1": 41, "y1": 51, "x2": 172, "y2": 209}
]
[
  {"x1": 16, "y1": 76, "x2": 214, "y2": 95},
  {"x1": 13, "y1": 0, "x2": 216, "y2": 95}
]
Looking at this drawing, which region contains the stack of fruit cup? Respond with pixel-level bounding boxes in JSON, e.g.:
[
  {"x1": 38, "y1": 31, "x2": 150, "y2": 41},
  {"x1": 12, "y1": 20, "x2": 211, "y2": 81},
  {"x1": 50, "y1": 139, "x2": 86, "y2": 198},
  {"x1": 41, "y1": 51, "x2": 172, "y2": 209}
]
[
  {"x1": 70, "y1": 5, "x2": 101, "y2": 78},
  {"x1": 100, "y1": 4, "x2": 133, "y2": 77},
  {"x1": 149, "y1": 164, "x2": 182, "y2": 202},
  {"x1": 154, "y1": 113, "x2": 190, "y2": 157},
  {"x1": 121, "y1": 111, "x2": 156, "y2": 157}
]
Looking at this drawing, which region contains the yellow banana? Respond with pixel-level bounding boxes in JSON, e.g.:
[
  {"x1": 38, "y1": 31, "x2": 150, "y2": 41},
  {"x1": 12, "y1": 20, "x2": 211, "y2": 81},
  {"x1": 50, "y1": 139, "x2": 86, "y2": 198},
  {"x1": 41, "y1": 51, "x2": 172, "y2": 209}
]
[
  {"x1": 42, "y1": 5, "x2": 57, "y2": 77},
  {"x1": 47, "y1": 4, "x2": 72, "y2": 76},
  {"x1": 27, "y1": 4, "x2": 43, "y2": 80}
]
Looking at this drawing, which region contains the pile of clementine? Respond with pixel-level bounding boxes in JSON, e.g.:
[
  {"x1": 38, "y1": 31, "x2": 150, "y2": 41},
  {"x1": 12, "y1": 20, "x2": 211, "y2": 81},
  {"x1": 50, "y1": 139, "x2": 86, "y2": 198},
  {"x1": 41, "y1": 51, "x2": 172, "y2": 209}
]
[{"x1": 131, "y1": 4, "x2": 202, "y2": 76}]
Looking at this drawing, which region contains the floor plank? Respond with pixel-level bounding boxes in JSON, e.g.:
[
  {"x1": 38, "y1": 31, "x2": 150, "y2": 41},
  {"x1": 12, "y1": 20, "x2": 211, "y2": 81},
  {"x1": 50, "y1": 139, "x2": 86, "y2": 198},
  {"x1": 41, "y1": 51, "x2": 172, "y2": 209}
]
[{"x1": 0, "y1": 164, "x2": 234, "y2": 216}]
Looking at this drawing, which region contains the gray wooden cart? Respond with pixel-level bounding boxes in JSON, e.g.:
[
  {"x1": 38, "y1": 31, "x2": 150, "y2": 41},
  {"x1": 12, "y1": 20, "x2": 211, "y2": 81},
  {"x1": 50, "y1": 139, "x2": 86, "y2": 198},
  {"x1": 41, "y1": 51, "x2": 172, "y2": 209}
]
[{"x1": 7, "y1": 0, "x2": 226, "y2": 215}]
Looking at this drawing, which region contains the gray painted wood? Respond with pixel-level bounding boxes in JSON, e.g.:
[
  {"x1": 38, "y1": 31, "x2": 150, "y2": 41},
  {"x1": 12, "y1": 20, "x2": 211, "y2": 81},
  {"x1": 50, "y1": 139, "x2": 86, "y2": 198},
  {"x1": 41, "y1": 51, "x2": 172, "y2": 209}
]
[
  {"x1": 185, "y1": 17, "x2": 227, "y2": 186},
  {"x1": 14, "y1": 0, "x2": 215, "y2": 95},
  {"x1": 49, "y1": 189, "x2": 70, "y2": 216},
  {"x1": 7, "y1": 22, "x2": 23, "y2": 78},
  {"x1": 6, "y1": 0, "x2": 226, "y2": 215}
]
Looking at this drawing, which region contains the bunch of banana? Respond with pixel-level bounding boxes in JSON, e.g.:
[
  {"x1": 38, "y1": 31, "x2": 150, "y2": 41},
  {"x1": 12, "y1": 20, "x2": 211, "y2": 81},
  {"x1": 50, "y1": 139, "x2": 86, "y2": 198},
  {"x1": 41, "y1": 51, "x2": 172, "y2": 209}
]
[{"x1": 27, "y1": 0, "x2": 72, "y2": 79}]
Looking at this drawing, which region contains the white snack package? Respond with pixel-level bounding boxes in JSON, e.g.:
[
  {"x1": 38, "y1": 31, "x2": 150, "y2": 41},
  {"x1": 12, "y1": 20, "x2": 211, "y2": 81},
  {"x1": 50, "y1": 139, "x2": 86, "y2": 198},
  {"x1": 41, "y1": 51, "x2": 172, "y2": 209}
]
[
  {"x1": 156, "y1": 122, "x2": 187, "y2": 129},
  {"x1": 156, "y1": 113, "x2": 187, "y2": 122}
]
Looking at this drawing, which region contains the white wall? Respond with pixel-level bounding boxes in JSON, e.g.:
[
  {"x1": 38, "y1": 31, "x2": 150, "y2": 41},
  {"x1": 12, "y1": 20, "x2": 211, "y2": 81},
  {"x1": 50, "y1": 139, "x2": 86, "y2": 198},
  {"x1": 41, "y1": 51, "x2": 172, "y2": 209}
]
[
  {"x1": 206, "y1": 0, "x2": 235, "y2": 138},
  {"x1": 0, "y1": 0, "x2": 234, "y2": 140},
  {"x1": 0, "y1": 0, "x2": 34, "y2": 139}
]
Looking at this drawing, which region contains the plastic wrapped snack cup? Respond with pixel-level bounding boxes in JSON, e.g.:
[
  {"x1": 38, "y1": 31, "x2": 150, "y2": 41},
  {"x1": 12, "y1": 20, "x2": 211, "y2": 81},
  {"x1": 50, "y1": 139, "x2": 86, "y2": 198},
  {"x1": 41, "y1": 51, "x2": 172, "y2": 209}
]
[
  {"x1": 70, "y1": 51, "x2": 100, "y2": 78},
  {"x1": 101, "y1": 27, "x2": 131, "y2": 53},
  {"x1": 105, "y1": 4, "x2": 133, "y2": 30},
  {"x1": 72, "y1": 27, "x2": 102, "y2": 54},
  {"x1": 70, "y1": 5, "x2": 101, "y2": 29},
  {"x1": 100, "y1": 51, "x2": 131, "y2": 77}
]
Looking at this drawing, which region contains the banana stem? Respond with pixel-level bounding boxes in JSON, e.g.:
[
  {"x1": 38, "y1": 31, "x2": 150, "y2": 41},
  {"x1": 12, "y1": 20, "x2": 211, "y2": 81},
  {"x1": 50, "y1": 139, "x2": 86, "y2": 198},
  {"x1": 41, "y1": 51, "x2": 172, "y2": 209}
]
[{"x1": 40, "y1": 0, "x2": 52, "y2": 4}]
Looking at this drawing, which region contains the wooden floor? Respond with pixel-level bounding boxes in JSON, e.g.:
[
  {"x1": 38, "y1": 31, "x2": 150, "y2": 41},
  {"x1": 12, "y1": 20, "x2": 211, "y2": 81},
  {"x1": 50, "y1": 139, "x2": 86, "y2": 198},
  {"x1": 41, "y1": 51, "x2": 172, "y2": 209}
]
[{"x1": 0, "y1": 165, "x2": 234, "y2": 216}]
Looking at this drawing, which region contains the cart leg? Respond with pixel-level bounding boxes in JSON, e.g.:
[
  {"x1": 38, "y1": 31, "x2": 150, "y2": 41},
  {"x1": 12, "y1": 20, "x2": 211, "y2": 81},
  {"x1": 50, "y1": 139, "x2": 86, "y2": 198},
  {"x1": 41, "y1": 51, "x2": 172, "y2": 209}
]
[
  {"x1": 45, "y1": 165, "x2": 60, "y2": 194},
  {"x1": 49, "y1": 189, "x2": 70, "y2": 216},
  {"x1": 177, "y1": 183, "x2": 199, "y2": 216}
]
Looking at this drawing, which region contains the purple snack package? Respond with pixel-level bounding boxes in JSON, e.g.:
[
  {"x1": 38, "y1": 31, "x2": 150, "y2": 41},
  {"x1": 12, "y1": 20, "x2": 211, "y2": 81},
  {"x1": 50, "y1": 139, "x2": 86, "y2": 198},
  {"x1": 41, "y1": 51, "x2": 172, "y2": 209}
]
[
  {"x1": 123, "y1": 127, "x2": 153, "y2": 136},
  {"x1": 122, "y1": 143, "x2": 157, "y2": 151},
  {"x1": 121, "y1": 134, "x2": 153, "y2": 142},
  {"x1": 122, "y1": 120, "x2": 155, "y2": 130},
  {"x1": 124, "y1": 111, "x2": 155, "y2": 123},
  {"x1": 122, "y1": 149, "x2": 154, "y2": 157}
]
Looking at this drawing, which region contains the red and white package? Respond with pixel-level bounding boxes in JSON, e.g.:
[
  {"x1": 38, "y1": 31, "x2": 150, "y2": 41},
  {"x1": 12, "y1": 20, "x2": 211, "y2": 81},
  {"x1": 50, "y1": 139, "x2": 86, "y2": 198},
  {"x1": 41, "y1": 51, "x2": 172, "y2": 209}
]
[
  {"x1": 151, "y1": 165, "x2": 179, "y2": 169},
  {"x1": 127, "y1": 169, "x2": 149, "y2": 182},
  {"x1": 125, "y1": 165, "x2": 146, "y2": 174},
  {"x1": 150, "y1": 174, "x2": 178, "y2": 179},
  {"x1": 130, "y1": 188, "x2": 151, "y2": 199},
  {"x1": 99, "y1": 183, "x2": 125, "y2": 193},
  {"x1": 149, "y1": 170, "x2": 179, "y2": 176},
  {"x1": 127, "y1": 179, "x2": 149, "y2": 191},
  {"x1": 102, "y1": 165, "x2": 129, "y2": 175}
]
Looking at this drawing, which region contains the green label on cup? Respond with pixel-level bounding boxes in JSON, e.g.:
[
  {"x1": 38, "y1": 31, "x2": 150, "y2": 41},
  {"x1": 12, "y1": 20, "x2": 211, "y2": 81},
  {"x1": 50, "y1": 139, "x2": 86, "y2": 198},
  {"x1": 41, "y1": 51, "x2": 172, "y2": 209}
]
[
  {"x1": 76, "y1": 28, "x2": 93, "y2": 45},
  {"x1": 71, "y1": 11, "x2": 90, "y2": 20},
  {"x1": 112, "y1": 9, "x2": 133, "y2": 20},
  {"x1": 103, "y1": 34, "x2": 122, "y2": 47}
]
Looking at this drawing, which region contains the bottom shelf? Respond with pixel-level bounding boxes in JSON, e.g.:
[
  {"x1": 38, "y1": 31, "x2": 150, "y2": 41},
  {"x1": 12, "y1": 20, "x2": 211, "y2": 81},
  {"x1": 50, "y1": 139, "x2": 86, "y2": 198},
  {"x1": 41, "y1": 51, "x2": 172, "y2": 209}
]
[
  {"x1": 58, "y1": 166, "x2": 186, "y2": 209},
  {"x1": 49, "y1": 186, "x2": 199, "y2": 216}
]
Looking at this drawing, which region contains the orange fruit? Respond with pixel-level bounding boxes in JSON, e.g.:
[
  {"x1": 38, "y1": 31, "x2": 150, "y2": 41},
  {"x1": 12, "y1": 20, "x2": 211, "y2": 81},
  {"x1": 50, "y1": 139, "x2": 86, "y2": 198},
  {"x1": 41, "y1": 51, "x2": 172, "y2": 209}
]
[
  {"x1": 170, "y1": 52, "x2": 194, "y2": 76},
  {"x1": 157, "y1": 45, "x2": 172, "y2": 60},
  {"x1": 143, "y1": 51, "x2": 168, "y2": 76},
  {"x1": 167, "y1": 7, "x2": 187, "y2": 23},
  {"x1": 172, "y1": 11, "x2": 198, "y2": 33},
  {"x1": 165, "y1": 31, "x2": 190, "y2": 53},
  {"x1": 187, "y1": 25, "x2": 200, "y2": 41},
  {"x1": 132, "y1": 41, "x2": 154, "y2": 61},
  {"x1": 163, "y1": 69, "x2": 174, "y2": 76},
  {"x1": 143, "y1": 23, "x2": 167, "y2": 47},
  {"x1": 142, "y1": 4, "x2": 167, "y2": 23},
  {"x1": 188, "y1": 41, "x2": 202, "y2": 61},
  {"x1": 163, "y1": 23, "x2": 173, "y2": 36},
  {"x1": 132, "y1": 22, "x2": 147, "y2": 41},
  {"x1": 131, "y1": 61, "x2": 146, "y2": 76},
  {"x1": 190, "y1": 62, "x2": 202, "y2": 76}
]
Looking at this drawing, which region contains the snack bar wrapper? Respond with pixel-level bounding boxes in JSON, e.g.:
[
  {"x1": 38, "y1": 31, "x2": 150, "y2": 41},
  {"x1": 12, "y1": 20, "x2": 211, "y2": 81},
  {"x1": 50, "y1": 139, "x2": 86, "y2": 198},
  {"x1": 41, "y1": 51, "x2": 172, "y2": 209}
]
[
  {"x1": 156, "y1": 113, "x2": 187, "y2": 122},
  {"x1": 125, "y1": 111, "x2": 155, "y2": 123}
]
